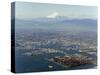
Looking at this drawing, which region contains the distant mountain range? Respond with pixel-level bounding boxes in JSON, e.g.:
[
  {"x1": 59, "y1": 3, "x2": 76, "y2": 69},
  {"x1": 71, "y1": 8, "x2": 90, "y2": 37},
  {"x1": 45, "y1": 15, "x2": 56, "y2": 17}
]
[
  {"x1": 13, "y1": 16, "x2": 97, "y2": 32},
  {"x1": 15, "y1": 16, "x2": 97, "y2": 25}
]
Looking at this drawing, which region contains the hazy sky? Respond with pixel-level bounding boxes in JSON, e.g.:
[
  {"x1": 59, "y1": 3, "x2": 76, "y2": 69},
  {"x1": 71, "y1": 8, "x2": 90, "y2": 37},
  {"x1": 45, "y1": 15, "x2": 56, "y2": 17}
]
[{"x1": 15, "y1": 2, "x2": 97, "y2": 19}]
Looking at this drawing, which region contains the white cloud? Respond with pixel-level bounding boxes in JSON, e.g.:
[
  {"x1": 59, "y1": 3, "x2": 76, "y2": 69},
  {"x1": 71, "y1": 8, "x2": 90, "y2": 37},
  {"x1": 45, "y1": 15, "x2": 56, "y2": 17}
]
[{"x1": 46, "y1": 12, "x2": 59, "y2": 18}]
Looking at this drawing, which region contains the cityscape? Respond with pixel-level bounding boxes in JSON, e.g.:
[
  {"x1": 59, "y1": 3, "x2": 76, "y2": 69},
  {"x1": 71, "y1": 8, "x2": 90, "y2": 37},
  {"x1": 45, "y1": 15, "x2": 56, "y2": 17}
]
[{"x1": 14, "y1": 2, "x2": 97, "y2": 73}]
